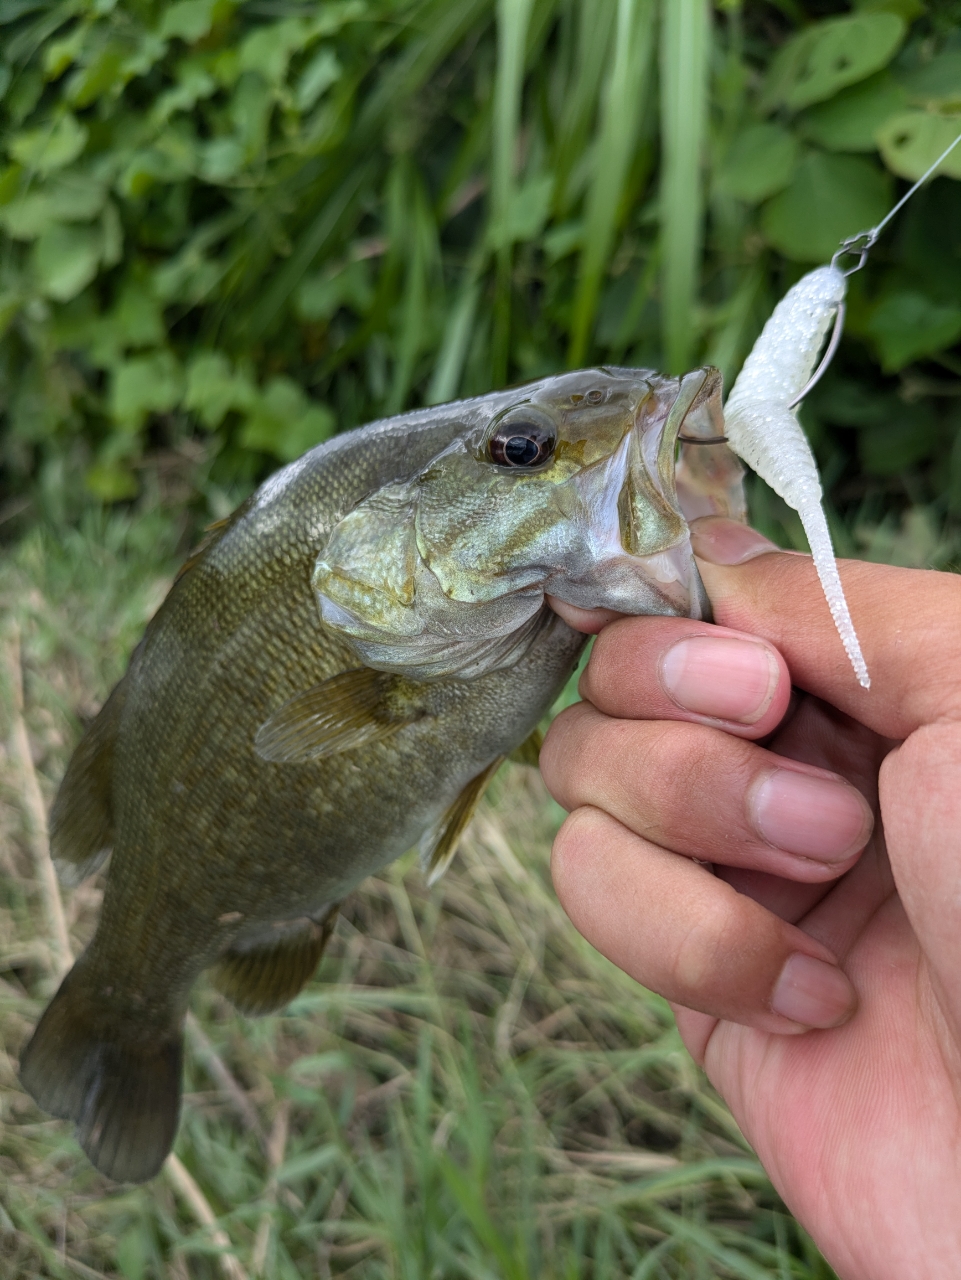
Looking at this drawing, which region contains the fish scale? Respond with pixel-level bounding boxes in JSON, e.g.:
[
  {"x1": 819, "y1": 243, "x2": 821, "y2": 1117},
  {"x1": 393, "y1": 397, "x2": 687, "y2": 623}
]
[{"x1": 19, "y1": 365, "x2": 732, "y2": 1182}]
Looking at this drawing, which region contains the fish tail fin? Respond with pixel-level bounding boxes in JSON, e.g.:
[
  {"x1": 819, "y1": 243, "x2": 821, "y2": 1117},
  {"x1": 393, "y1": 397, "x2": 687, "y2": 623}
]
[
  {"x1": 50, "y1": 681, "x2": 127, "y2": 886},
  {"x1": 19, "y1": 959, "x2": 182, "y2": 1183}
]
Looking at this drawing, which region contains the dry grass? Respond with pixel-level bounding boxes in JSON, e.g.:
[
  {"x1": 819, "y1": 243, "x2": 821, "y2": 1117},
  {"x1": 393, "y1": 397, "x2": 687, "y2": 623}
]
[{"x1": 0, "y1": 509, "x2": 837, "y2": 1279}]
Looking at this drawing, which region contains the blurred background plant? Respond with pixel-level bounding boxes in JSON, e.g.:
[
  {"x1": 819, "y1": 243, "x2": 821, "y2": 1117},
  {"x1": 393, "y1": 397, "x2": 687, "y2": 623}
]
[
  {"x1": 0, "y1": 0, "x2": 959, "y2": 558},
  {"x1": 1, "y1": 0, "x2": 960, "y2": 1275}
]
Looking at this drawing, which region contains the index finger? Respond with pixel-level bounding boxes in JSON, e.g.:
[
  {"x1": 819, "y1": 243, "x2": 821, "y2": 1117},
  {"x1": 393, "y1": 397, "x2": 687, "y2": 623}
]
[{"x1": 691, "y1": 518, "x2": 961, "y2": 739}]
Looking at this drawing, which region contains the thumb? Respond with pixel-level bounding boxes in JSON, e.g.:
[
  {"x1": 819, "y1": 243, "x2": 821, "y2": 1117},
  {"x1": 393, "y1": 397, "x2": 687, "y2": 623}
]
[{"x1": 690, "y1": 518, "x2": 961, "y2": 739}]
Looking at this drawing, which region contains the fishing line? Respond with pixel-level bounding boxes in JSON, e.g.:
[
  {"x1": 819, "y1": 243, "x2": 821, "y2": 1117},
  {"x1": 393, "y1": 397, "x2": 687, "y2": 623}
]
[
  {"x1": 680, "y1": 127, "x2": 961, "y2": 442},
  {"x1": 787, "y1": 127, "x2": 961, "y2": 410}
]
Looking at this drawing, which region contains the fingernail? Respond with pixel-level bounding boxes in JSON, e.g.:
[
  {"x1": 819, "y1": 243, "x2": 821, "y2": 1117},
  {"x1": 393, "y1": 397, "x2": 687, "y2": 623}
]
[
  {"x1": 690, "y1": 517, "x2": 778, "y2": 565},
  {"x1": 772, "y1": 953, "x2": 856, "y2": 1028},
  {"x1": 659, "y1": 635, "x2": 780, "y2": 725},
  {"x1": 750, "y1": 769, "x2": 874, "y2": 863}
]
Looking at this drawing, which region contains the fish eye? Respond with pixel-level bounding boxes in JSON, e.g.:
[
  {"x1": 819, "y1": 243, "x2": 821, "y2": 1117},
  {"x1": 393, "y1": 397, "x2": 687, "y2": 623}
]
[{"x1": 488, "y1": 419, "x2": 556, "y2": 468}]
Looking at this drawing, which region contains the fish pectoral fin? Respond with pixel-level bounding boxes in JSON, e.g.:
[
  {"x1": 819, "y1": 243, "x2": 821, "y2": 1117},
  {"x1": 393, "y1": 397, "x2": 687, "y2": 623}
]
[
  {"x1": 49, "y1": 678, "x2": 127, "y2": 886},
  {"x1": 254, "y1": 668, "x2": 423, "y2": 763},
  {"x1": 508, "y1": 726, "x2": 543, "y2": 767},
  {"x1": 210, "y1": 907, "x2": 340, "y2": 1015},
  {"x1": 420, "y1": 758, "x2": 503, "y2": 887}
]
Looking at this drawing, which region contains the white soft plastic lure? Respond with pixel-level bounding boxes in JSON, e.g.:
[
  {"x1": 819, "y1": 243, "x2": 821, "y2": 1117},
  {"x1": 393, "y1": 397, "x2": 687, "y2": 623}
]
[{"x1": 723, "y1": 265, "x2": 870, "y2": 689}]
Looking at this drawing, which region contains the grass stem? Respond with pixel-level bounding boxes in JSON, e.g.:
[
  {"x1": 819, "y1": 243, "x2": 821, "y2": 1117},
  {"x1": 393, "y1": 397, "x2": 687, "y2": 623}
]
[
  {"x1": 185, "y1": 1013, "x2": 267, "y2": 1151},
  {"x1": 6, "y1": 625, "x2": 73, "y2": 979},
  {"x1": 165, "y1": 1152, "x2": 251, "y2": 1280}
]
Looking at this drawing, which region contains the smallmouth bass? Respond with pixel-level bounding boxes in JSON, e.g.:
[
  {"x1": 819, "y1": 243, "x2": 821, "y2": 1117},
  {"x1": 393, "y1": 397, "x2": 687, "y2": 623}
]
[{"x1": 19, "y1": 365, "x2": 745, "y2": 1182}]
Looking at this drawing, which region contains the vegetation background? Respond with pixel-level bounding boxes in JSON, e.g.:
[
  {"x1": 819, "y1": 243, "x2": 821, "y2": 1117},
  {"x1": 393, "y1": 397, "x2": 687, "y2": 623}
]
[{"x1": 0, "y1": 0, "x2": 959, "y2": 1275}]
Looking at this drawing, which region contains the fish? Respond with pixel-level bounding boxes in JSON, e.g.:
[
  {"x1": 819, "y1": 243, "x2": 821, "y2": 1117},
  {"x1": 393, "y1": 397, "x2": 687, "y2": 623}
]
[{"x1": 18, "y1": 363, "x2": 746, "y2": 1183}]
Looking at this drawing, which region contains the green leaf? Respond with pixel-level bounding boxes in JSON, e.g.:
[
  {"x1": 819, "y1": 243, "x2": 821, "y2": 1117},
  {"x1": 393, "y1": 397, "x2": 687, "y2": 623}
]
[
  {"x1": 66, "y1": 45, "x2": 125, "y2": 107},
  {"x1": 876, "y1": 111, "x2": 961, "y2": 182},
  {"x1": 85, "y1": 460, "x2": 139, "y2": 501},
  {"x1": 32, "y1": 223, "x2": 101, "y2": 299},
  {"x1": 0, "y1": 172, "x2": 107, "y2": 240},
  {"x1": 160, "y1": 0, "x2": 218, "y2": 43},
  {"x1": 240, "y1": 377, "x2": 334, "y2": 460},
  {"x1": 717, "y1": 123, "x2": 798, "y2": 202},
  {"x1": 118, "y1": 136, "x2": 197, "y2": 196},
  {"x1": 110, "y1": 352, "x2": 184, "y2": 428},
  {"x1": 152, "y1": 64, "x2": 217, "y2": 123},
  {"x1": 0, "y1": 290, "x2": 22, "y2": 338},
  {"x1": 10, "y1": 113, "x2": 88, "y2": 172},
  {"x1": 295, "y1": 47, "x2": 341, "y2": 111},
  {"x1": 801, "y1": 72, "x2": 909, "y2": 152},
  {"x1": 198, "y1": 137, "x2": 245, "y2": 183},
  {"x1": 238, "y1": 18, "x2": 309, "y2": 85},
  {"x1": 853, "y1": 0, "x2": 924, "y2": 18},
  {"x1": 43, "y1": 27, "x2": 86, "y2": 81},
  {"x1": 761, "y1": 151, "x2": 890, "y2": 263},
  {"x1": 866, "y1": 291, "x2": 961, "y2": 371},
  {"x1": 764, "y1": 13, "x2": 906, "y2": 113},
  {"x1": 0, "y1": 164, "x2": 21, "y2": 204},
  {"x1": 900, "y1": 50, "x2": 961, "y2": 108},
  {"x1": 85, "y1": 279, "x2": 167, "y2": 366},
  {"x1": 184, "y1": 351, "x2": 255, "y2": 427}
]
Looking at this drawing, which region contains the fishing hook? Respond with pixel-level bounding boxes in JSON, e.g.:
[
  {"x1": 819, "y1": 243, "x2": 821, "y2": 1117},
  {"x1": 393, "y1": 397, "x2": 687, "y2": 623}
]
[{"x1": 787, "y1": 127, "x2": 961, "y2": 410}]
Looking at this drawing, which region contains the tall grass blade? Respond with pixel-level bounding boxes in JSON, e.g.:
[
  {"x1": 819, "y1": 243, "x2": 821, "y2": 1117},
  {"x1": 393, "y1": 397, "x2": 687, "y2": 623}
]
[
  {"x1": 659, "y1": 0, "x2": 711, "y2": 372},
  {"x1": 568, "y1": 0, "x2": 655, "y2": 366},
  {"x1": 427, "y1": 266, "x2": 483, "y2": 405},
  {"x1": 551, "y1": 0, "x2": 618, "y2": 218},
  {"x1": 490, "y1": 0, "x2": 535, "y2": 386}
]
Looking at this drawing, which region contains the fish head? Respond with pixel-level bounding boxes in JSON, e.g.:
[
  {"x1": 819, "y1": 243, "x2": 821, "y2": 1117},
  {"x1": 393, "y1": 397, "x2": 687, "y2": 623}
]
[{"x1": 314, "y1": 366, "x2": 737, "y2": 678}]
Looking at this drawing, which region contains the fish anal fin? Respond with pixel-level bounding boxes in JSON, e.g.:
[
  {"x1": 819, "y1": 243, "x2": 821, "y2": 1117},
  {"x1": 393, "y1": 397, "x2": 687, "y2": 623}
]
[
  {"x1": 509, "y1": 726, "x2": 543, "y2": 767},
  {"x1": 19, "y1": 958, "x2": 183, "y2": 1183},
  {"x1": 255, "y1": 668, "x2": 424, "y2": 764},
  {"x1": 420, "y1": 758, "x2": 503, "y2": 887},
  {"x1": 210, "y1": 907, "x2": 340, "y2": 1016},
  {"x1": 49, "y1": 680, "x2": 127, "y2": 887}
]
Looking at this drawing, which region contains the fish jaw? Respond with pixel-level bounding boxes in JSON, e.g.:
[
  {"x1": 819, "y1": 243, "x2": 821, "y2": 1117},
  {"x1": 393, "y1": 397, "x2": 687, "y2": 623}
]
[{"x1": 545, "y1": 368, "x2": 719, "y2": 620}]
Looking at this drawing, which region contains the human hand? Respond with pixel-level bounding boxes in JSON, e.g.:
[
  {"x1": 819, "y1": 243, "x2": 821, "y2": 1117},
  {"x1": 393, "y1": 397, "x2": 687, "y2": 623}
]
[{"x1": 542, "y1": 518, "x2": 961, "y2": 1280}]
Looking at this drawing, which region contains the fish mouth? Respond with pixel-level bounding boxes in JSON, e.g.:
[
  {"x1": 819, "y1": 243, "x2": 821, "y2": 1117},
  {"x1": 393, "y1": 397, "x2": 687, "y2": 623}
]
[
  {"x1": 616, "y1": 368, "x2": 723, "y2": 614},
  {"x1": 550, "y1": 368, "x2": 722, "y2": 619}
]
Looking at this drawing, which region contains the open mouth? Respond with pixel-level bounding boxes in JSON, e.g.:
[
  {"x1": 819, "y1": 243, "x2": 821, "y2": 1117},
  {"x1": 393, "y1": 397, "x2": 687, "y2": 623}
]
[
  {"x1": 603, "y1": 368, "x2": 727, "y2": 616},
  {"x1": 619, "y1": 367, "x2": 726, "y2": 557}
]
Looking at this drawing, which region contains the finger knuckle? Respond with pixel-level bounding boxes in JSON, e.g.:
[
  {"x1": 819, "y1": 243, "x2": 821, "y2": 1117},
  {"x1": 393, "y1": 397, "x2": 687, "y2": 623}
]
[{"x1": 550, "y1": 806, "x2": 607, "y2": 890}]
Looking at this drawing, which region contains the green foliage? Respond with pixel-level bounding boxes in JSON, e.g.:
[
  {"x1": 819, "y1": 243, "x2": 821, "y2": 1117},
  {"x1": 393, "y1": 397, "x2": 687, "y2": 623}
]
[{"x1": 0, "y1": 0, "x2": 959, "y2": 547}]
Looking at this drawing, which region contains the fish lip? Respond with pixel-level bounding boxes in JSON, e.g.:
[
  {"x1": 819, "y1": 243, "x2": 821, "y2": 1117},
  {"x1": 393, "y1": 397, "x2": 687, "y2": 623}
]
[
  {"x1": 624, "y1": 368, "x2": 714, "y2": 529},
  {"x1": 559, "y1": 371, "x2": 715, "y2": 618},
  {"x1": 551, "y1": 419, "x2": 704, "y2": 619}
]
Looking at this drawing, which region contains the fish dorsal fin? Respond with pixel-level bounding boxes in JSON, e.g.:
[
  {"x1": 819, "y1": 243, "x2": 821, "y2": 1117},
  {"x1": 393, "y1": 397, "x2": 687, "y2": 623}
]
[
  {"x1": 420, "y1": 757, "x2": 503, "y2": 886},
  {"x1": 50, "y1": 679, "x2": 127, "y2": 886},
  {"x1": 509, "y1": 726, "x2": 543, "y2": 767},
  {"x1": 254, "y1": 669, "x2": 422, "y2": 763}
]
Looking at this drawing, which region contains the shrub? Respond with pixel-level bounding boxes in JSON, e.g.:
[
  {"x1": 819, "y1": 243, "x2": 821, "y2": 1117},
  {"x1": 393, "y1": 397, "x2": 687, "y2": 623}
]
[{"x1": 1, "y1": 0, "x2": 959, "y2": 545}]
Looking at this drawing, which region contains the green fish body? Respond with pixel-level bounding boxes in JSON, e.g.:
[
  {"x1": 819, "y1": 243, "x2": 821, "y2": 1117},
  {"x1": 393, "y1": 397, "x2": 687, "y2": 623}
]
[{"x1": 19, "y1": 365, "x2": 744, "y2": 1182}]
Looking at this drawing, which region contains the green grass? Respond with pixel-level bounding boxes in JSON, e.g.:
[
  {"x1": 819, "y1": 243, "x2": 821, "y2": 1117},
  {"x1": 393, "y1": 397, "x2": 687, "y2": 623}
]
[{"x1": 0, "y1": 504, "x2": 844, "y2": 1278}]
